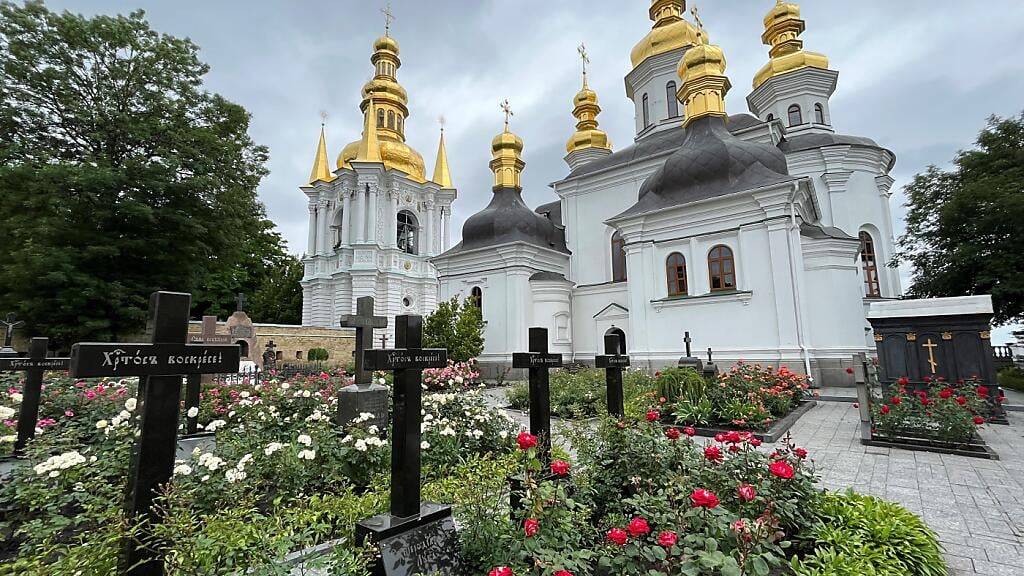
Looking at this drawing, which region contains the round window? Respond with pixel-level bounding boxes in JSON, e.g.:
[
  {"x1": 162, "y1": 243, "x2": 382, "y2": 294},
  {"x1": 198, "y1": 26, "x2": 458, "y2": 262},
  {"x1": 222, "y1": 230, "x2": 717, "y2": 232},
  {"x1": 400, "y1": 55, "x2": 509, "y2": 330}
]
[{"x1": 402, "y1": 297, "x2": 412, "y2": 308}]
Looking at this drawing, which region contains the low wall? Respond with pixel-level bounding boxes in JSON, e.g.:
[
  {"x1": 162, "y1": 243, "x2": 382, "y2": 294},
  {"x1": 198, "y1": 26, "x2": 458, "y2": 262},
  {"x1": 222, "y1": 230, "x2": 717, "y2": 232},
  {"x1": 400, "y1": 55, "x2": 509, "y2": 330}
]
[{"x1": 187, "y1": 322, "x2": 355, "y2": 368}]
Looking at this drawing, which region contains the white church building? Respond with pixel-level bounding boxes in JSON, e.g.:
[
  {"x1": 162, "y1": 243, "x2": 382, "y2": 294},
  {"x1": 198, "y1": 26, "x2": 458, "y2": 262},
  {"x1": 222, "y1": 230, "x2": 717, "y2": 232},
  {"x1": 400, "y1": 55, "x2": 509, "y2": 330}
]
[{"x1": 301, "y1": 1, "x2": 901, "y2": 386}]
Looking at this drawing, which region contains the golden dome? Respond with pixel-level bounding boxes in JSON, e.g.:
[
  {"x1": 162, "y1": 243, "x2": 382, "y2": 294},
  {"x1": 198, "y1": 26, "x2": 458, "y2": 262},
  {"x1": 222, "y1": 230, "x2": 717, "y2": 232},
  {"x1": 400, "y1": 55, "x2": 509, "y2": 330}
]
[
  {"x1": 373, "y1": 35, "x2": 399, "y2": 54},
  {"x1": 491, "y1": 130, "x2": 524, "y2": 156},
  {"x1": 753, "y1": 1, "x2": 829, "y2": 89},
  {"x1": 678, "y1": 40, "x2": 731, "y2": 127},
  {"x1": 566, "y1": 81, "x2": 611, "y2": 154},
  {"x1": 630, "y1": 0, "x2": 703, "y2": 68},
  {"x1": 574, "y1": 87, "x2": 597, "y2": 107},
  {"x1": 491, "y1": 104, "x2": 525, "y2": 189},
  {"x1": 338, "y1": 138, "x2": 426, "y2": 182}
]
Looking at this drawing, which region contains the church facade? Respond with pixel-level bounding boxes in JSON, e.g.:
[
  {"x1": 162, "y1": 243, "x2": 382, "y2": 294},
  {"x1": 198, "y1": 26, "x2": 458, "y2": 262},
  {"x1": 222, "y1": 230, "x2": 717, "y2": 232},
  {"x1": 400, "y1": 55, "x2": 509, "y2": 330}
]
[
  {"x1": 299, "y1": 31, "x2": 456, "y2": 345},
  {"x1": 431, "y1": 0, "x2": 901, "y2": 385}
]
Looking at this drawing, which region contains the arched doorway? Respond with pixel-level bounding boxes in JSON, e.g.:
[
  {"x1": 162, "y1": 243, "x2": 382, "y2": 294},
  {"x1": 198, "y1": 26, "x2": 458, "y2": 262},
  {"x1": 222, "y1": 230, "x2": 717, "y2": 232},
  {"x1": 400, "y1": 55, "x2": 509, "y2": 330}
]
[
  {"x1": 605, "y1": 327, "x2": 627, "y2": 354},
  {"x1": 236, "y1": 340, "x2": 250, "y2": 358}
]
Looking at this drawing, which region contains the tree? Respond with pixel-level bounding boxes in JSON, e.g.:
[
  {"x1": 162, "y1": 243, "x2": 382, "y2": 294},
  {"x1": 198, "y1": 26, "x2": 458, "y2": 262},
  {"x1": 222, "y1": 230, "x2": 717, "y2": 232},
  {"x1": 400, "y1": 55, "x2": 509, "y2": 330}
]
[
  {"x1": 894, "y1": 113, "x2": 1024, "y2": 325},
  {"x1": 247, "y1": 255, "x2": 304, "y2": 325},
  {"x1": 423, "y1": 296, "x2": 485, "y2": 362},
  {"x1": 0, "y1": 2, "x2": 289, "y2": 347}
]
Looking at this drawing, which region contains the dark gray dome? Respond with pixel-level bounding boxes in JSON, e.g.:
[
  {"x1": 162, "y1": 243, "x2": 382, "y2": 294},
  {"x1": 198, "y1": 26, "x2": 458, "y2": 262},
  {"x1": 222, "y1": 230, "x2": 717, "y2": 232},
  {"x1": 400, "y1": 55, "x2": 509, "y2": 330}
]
[
  {"x1": 637, "y1": 116, "x2": 791, "y2": 205},
  {"x1": 459, "y1": 187, "x2": 569, "y2": 254}
]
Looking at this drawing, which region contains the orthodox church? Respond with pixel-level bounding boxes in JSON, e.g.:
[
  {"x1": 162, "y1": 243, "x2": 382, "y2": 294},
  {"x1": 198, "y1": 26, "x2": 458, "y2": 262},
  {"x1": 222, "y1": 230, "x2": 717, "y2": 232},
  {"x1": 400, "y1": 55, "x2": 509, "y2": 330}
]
[{"x1": 301, "y1": 1, "x2": 901, "y2": 386}]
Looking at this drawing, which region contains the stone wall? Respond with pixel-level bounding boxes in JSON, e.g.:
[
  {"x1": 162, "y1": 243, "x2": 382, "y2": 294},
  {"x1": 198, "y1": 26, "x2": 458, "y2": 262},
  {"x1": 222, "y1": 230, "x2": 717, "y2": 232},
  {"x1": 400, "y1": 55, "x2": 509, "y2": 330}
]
[{"x1": 187, "y1": 322, "x2": 355, "y2": 368}]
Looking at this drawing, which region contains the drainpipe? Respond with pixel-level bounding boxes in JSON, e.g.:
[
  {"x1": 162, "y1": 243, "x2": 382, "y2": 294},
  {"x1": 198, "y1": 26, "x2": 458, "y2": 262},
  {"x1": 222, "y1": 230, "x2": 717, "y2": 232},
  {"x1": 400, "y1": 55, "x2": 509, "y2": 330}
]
[{"x1": 786, "y1": 182, "x2": 814, "y2": 382}]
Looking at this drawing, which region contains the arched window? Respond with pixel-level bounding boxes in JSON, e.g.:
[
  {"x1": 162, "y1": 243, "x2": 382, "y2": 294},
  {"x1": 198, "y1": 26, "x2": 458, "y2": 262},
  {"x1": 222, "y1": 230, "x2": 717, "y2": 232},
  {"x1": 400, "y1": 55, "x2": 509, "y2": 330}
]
[
  {"x1": 642, "y1": 94, "x2": 650, "y2": 128},
  {"x1": 708, "y1": 245, "x2": 736, "y2": 292},
  {"x1": 814, "y1": 103, "x2": 825, "y2": 125},
  {"x1": 332, "y1": 209, "x2": 344, "y2": 249},
  {"x1": 787, "y1": 104, "x2": 803, "y2": 127},
  {"x1": 611, "y1": 231, "x2": 627, "y2": 282},
  {"x1": 766, "y1": 113, "x2": 774, "y2": 122},
  {"x1": 397, "y1": 211, "x2": 418, "y2": 255},
  {"x1": 376, "y1": 108, "x2": 385, "y2": 128},
  {"x1": 859, "y1": 231, "x2": 881, "y2": 297},
  {"x1": 397, "y1": 115, "x2": 403, "y2": 133},
  {"x1": 387, "y1": 110, "x2": 395, "y2": 129},
  {"x1": 470, "y1": 286, "x2": 482, "y2": 310},
  {"x1": 666, "y1": 82, "x2": 679, "y2": 118},
  {"x1": 666, "y1": 252, "x2": 688, "y2": 296}
]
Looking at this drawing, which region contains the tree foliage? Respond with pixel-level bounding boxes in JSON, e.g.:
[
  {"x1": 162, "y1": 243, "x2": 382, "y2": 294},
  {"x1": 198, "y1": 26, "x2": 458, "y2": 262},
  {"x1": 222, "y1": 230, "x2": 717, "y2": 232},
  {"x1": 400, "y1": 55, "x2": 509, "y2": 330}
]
[
  {"x1": 247, "y1": 255, "x2": 304, "y2": 325},
  {"x1": 423, "y1": 296, "x2": 485, "y2": 362},
  {"x1": 0, "y1": 2, "x2": 292, "y2": 347},
  {"x1": 894, "y1": 113, "x2": 1024, "y2": 325}
]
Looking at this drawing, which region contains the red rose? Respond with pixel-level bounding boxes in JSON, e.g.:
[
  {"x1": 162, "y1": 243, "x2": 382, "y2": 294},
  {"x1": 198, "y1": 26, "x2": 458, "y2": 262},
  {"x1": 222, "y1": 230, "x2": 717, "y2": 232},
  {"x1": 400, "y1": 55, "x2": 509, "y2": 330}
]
[
  {"x1": 657, "y1": 530, "x2": 678, "y2": 548},
  {"x1": 750, "y1": 437, "x2": 762, "y2": 447},
  {"x1": 845, "y1": 367, "x2": 854, "y2": 375},
  {"x1": 939, "y1": 388, "x2": 953, "y2": 399},
  {"x1": 551, "y1": 459, "x2": 570, "y2": 476},
  {"x1": 892, "y1": 396, "x2": 902, "y2": 405},
  {"x1": 554, "y1": 571, "x2": 573, "y2": 576},
  {"x1": 516, "y1": 432, "x2": 537, "y2": 450},
  {"x1": 737, "y1": 483, "x2": 756, "y2": 502},
  {"x1": 731, "y1": 519, "x2": 747, "y2": 534},
  {"x1": 606, "y1": 527, "x2": 628, "y2": 546},
  {"x1": 794, "y1": 447, "x2": 808, "y2": 459},
  {"x1": 769, "y1": 460, "x2": 795, "y2": 479},
  {"x1": 956, "y1": 396, "x2": 968, "y2": 406},
  {"x1": 489, "y1": 568, "x2": 513, "y2": 576},
  {"x1": 923, "y1": 376, "x2": 933, "y2": 383},
  {"x1": 897, "y1": 377, "x2": 910, "y2": 386},
  {"x1": 714, "y1": 433, "x2": 726, "y2": 442},
  {"x1": 977, "y1": 386, "x2": 989, "y2": 398},
  {"x1": 524, "y1": 518, "x2": 540, "y2": 537},
  {"x1": 704, "y1": 445, "x2": 723, "y2": 462},
  {"x1": 683, "y1": 426, "x2": 696, "y2": 437},
  {"x1": 646, "y1": 410, "x2": 660, "y2": 422},
  {"x1": 725, "y1": 431, "x2": 742, "y2": 444},
  {"x1": 665, "y1": 427, "x2": 681, "y2": 440},
  {"x1": 974, "y1": 416, "x2": 986, "y2": 425},
  {"x1": 690, "y1": 488, "x2": 720, "y2": 509},
  {"x1": 627, "y1": 517, "x2": 651, "y2": 537},
  {"x1": 880, "y1": 405, "x2": 890, "y2": 415},
  {"x1": 728, "y1": 445, "x2": 740, "y2": 453}
]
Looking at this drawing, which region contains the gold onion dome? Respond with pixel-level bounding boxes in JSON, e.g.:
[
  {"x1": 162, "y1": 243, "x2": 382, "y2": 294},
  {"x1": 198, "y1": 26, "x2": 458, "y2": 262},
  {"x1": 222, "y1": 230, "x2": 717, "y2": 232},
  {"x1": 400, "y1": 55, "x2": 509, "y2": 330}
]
[
  {"x1": 566, "y1": 79, "x2": 611, "y2": 154},
  {"x1": 490, "y1": 116, "x2": 525, "y2": 189},
  {"x1": 630, "y1": 0, "x2": 704, "y2": 68},
  {"x1": 753, "y1": 0, "x2": 829, "y2": 89},
  {"x1": 678, "y1": 35, "x2": 730, "y2": 126},
  {"x1": 338, "y1": 34, "x2": 426, "y2": 182}
]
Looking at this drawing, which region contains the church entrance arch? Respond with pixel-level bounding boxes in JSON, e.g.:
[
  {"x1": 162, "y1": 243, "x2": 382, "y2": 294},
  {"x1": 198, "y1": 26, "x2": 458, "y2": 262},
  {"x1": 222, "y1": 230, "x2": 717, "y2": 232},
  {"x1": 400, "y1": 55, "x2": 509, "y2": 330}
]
[{"x1": 605, "y1": 327, "x2": 627, "y2": 354}]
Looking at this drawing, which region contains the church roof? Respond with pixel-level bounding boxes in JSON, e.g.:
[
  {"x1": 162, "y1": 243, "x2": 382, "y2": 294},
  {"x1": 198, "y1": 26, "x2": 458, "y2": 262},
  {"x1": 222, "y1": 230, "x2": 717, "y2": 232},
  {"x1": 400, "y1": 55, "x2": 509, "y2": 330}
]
[
  {"x1": 561, "y1": 113, "x2": 763, "y2": 182},
  {"x1": 437, "y1": 187, "x2": 569, "y2": 257},
  {"x1": 529, "y1": 271, "x2": 567, "y2": 281},
  {"x1": 799, "y1": 222, "x2": 857, "y2": 241},
  {"x1": 535, "y1": 200, "x2": 562, "y2": 227},
  {"x1": 612, "y1": 115, "x2": 794, "y2": 220},
  {"x1": 780, "y1": 132, "x2": 895, "y2": 169}
]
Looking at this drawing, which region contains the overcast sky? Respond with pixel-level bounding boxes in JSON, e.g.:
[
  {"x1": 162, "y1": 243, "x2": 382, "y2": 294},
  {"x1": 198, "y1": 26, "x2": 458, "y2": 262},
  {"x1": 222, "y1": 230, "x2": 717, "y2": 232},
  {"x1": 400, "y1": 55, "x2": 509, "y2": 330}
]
[{"x1": 47, "y1": 0, "x2": 1024, "y2": 342}]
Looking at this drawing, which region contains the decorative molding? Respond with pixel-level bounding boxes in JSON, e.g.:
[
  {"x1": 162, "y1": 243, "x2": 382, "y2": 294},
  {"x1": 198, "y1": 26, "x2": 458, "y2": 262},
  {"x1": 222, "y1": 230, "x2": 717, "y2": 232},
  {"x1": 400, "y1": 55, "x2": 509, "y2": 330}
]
[
  {"x1": 651, "y1": 290, "x2": 753, "y2": 312},
  {"x1": 906, "y1": 332, "x2": 917, "y2": 342},
  {"x1": 980, "y1": 331, "x2": 991, "y2": 340},
  {"x1": 873, "y1": 334, "x2": 884, "y2": 342},
  {"x1": 875, "y1": 175, "x2": 895, "y2": 197},
  {"x1": 821, "y1": 170, "x2": 854, "y2": 194},
  {"x1": 941, "y1": 332, "x2": 953, "y2": 341}
]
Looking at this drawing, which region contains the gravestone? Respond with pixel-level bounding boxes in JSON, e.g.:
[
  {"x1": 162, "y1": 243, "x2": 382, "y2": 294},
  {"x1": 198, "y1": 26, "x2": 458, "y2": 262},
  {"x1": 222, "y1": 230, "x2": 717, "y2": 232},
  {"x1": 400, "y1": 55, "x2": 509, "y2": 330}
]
[
  {"x1": 677, "y1": 331, "x2": 704, "y2": 372},
  {"x1": 512, "y1": 327, "x2": 563, "y2": 464},
  {"x1": 703, "y1": 347, "x2": 719, "y2": 379},
  {"x1": 263, "y1": 340, "x2": 278, "y2": 368},
  {"x1": 70, "y1": 291, "x2": 240, "y2": 576},
  {"x1": 0, "y1": 313, "x2": 24, "y2": 358},
  {"x1": 184, "y1": 316, "x2": 229, "y2": 436},
  {"x1": 225, "y1": 294, "x2": 258, "y2": 365},
  {"x1": 595, "y1": 332, "x2": 629, "y2": 418},
  {"x1": 355, "y1": 315, "x2": 458, "y2": 576},
  {"x1": 0, "y1": 337, "x2": 70, "y2": 455},
  {"x1": 867, "y1": 295, "x2": 1004, "y2": 418},
  {"x1": 338, "y1": 296, "x2": 389, "y2": 433}
]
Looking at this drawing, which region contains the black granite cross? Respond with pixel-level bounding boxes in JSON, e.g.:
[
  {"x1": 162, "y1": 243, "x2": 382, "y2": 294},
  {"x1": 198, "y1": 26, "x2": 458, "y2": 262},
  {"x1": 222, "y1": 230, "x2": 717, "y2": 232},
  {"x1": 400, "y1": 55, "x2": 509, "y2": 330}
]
[
  {"x1": 69, "y1": 292, "x2": 240, "y2": 576},
  {"x1": 684, "y1": 331, "x2": 693, "y2": 357},
  {"x1": 512, "y1": 327, "x2": 563, "y2": 463},
  {"x1": 707, "y1": 347, "x2": 713, "y2": 364},
  {"x1": 340, "y1": 296, "x2": 388, "y2": 386},
  {"x1": 595, "y1": 332, "x2": 629, "y2": 418},
  {"x1": 363, "y1": 315, "x2": 447, "y2": 519},
  {"x1": 0, "y1": 337, "x2": 69, "y2": 455}
]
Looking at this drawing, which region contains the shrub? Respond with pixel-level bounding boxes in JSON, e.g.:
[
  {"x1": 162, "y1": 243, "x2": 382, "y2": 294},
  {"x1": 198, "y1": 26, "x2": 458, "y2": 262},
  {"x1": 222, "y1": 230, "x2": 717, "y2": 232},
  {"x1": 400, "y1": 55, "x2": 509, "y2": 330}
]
[
  {"x1": 306, "y1": 348, "x2": 329, "y2": 362},
  {"x1": 793, "y1": 491, "x2": 946, "y2": 576},
  {"x1": 423, "y1": 296, "x2": 485, "y2": 362},
  {"x1": 871, "y1": 377, "x2": 988, "y2": 443},
  {"x1": 506, "y1": 368, "x2": 656, "y2": 419},
  {"x1": 998, "y1": 366, "x2": 1024, "y2": 392}
]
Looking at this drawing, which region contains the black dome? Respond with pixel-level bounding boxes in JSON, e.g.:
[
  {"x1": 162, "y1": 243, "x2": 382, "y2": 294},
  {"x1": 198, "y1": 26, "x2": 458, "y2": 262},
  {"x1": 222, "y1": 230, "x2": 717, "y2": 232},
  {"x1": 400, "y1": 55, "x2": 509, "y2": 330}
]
[
  {"x1": 637, "y1": 116, "x2": 791, "y2": 206},
  {"x1": 458, "y1": 187, "x2": 569, "y2": 254}
]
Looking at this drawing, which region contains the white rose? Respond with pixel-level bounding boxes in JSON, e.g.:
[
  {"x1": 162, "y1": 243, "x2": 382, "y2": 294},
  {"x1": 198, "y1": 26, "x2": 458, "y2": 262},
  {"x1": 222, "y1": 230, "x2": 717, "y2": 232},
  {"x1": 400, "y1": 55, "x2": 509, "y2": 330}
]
[
  {"x1": 173, "y1": 464, "x2": 193, "y2": 476},
  {"x1": 124, "y1": 398, "x2": 137, "y2": 412},
  {"x1": 420, "y1": 441, "x2": 430, "y2": 450},
  {"x1": 95, "y1": 419, "x2": 108, "y2": 429},
  {"x1": 297, "y1": 434, "x2": 312, "y2": 446},
  {"x1": 354, "y1": 439, "x2": 368, "y2": 452},
  {"x1": 0, "y1": 406, "x2": 15, "y2": 419},
  {"x1": 187, "y1": 407, "x2": 199, "y2": 418},
  {"x1": 10, "y1": 393, "x2": 22, "y2": 404}
]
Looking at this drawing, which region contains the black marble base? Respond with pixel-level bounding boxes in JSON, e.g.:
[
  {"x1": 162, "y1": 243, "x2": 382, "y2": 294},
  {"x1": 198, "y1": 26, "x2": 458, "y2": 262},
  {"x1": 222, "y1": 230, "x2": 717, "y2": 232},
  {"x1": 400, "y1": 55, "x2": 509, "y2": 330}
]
[
  {"x1": 355, "y1": 503, "x2": 463, "y2": 576},
  {"x1": 338, "y1": 383, "x2": 389, "y2": 436}
]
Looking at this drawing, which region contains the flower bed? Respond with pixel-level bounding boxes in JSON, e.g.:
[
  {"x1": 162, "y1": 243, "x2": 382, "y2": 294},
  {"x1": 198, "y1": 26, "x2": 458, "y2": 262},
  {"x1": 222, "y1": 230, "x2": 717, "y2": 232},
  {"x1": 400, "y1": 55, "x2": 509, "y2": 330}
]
[
  {"x1": 505, "y1": 368, "x2": 655, "y2": 419},
  {"x1": 864, "y1": 376, "x2": 997, "y2": 459}
]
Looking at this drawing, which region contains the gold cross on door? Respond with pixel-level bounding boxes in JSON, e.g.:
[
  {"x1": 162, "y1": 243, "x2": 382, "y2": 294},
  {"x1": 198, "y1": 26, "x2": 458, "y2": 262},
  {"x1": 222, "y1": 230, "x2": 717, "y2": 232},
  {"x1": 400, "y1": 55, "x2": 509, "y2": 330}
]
[{"x1": 921, "y1": 338, "x2": 939, "y2": 374}]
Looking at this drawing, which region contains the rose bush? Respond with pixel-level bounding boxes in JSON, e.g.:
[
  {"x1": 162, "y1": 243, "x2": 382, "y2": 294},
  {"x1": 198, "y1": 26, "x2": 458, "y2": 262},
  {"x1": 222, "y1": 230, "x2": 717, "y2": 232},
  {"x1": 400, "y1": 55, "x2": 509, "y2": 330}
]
[{"x1": 871, "y1": 376, "x2": 988, "y2": 443}]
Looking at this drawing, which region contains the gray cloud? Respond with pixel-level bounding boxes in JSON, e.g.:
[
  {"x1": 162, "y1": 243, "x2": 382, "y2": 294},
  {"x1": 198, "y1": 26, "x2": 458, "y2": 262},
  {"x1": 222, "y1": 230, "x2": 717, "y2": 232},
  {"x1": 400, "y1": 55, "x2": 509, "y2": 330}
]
[{"x1": 44, "y1": 1, "x2": 1024, "y2": 341}]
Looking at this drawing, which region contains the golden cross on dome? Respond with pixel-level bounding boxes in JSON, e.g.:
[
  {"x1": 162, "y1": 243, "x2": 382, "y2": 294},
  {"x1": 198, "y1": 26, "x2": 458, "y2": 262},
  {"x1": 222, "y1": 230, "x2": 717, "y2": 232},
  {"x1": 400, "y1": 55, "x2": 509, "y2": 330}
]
[
  {"x1": 500, "y1": 99, "x2": 513, "y2": 130},
  {"x1": 381, "y1": 3, "x2": 395, "y2": 36},
  {"x1": 577, "y1": 43, "x2": 589, "y2": 77},
  {"x1": 691, "y1": 5, "x2": 703, "y2": 30},
  {"x1": 438, "y1": 115, "x2": 446, "y2": 132},
  {"x1": 319, "y1": 110, "x2": 328, "y2": 126}
]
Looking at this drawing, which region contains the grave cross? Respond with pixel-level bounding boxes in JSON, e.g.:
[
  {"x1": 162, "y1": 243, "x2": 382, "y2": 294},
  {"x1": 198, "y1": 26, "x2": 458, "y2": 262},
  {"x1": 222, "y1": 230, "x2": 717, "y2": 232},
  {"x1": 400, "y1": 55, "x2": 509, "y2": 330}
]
[
  {"x1": 0, "y1": 313, "x2": 24, "y2": 357},
  {"x1": 69, "y1": 292, "x2": 240, "y2": 576},
  {"x1": 512, "y1": 327, "x2": 563, "y2": 463},
  {"x1": 707, "y1": 347, "x2": 713, "y2": 364},
  {"x1": 684, "y1": 331, "x2": 692, "y2": 357},
  {"x1": 235, "y1": 292, "x2": 246, "y2": 312},
  {"x1": 363, "y1": 315, "x2": 447, "y2": 519},
  {"x1": 0, "y1": 337, "x2": 70, "y2": 454},
  {"x1": 340, "y1": 296, "x2": 388, "y2": 386},
  {"x1": 595, "y1": 332, "x2": 629, "y2": 418}
]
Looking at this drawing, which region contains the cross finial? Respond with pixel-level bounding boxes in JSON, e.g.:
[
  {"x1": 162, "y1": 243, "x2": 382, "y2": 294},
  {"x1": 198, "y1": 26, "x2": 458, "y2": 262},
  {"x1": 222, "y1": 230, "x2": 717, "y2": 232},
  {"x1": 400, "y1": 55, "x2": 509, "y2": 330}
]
[
  {"x1": 381, "y1": 2, "x2": 395, "y2": 36},
  {"x1": 691, "y1": 4, "x2": 705, "y2": 43},
  {"x1": 500, "y1": 99, "x2": 513, "y2": 131},
  {"x1": 236, "y1": 293, "x2": 246, "y2": 312},
  {"x1": 320, "y1": 110, "x2": 328, "y2": 126},
  {"x1": 438, "y1": 114, "x2": 446, "y2": 132},
  {"x1": 577, "y1": 43, "x2": 589, "y2": 86}
]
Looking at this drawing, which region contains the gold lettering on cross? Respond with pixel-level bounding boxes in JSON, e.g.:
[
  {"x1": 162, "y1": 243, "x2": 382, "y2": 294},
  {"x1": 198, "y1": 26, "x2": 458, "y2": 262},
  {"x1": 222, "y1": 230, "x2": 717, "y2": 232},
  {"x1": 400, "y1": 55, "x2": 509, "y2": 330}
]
[{"x1": 922, "y1": 338, "x2": 939, "y2": 374}]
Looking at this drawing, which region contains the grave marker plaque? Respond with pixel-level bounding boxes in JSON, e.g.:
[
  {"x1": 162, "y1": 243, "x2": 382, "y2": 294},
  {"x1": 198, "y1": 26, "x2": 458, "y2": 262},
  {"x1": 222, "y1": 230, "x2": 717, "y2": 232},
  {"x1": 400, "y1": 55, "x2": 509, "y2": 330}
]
[
  {"x1": 69, "y1": 291, "x2": 240, "y2": 576},
  {"x1": 355, "y1": 315, "x2": 459, "y2": 576},
  {"x1": 338, "y1": 296, "x2": 390, "y2": 433},
  {"x1": 512, "y1": 327, "x2": 562, "y2": 464},
  {"x1": 595, "y1": 333, "x2": 629, "y2": 418},
  {"x1": 1, "y1": 337, "x2": 70, "y2": 455}
]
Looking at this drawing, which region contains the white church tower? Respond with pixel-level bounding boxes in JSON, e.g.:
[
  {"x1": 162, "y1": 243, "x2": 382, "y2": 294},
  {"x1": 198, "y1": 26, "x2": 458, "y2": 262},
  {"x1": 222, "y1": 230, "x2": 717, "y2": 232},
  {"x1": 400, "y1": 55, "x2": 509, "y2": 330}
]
[{"x1": 300, "y1": 25, "x2": 456, "y2": 343}]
